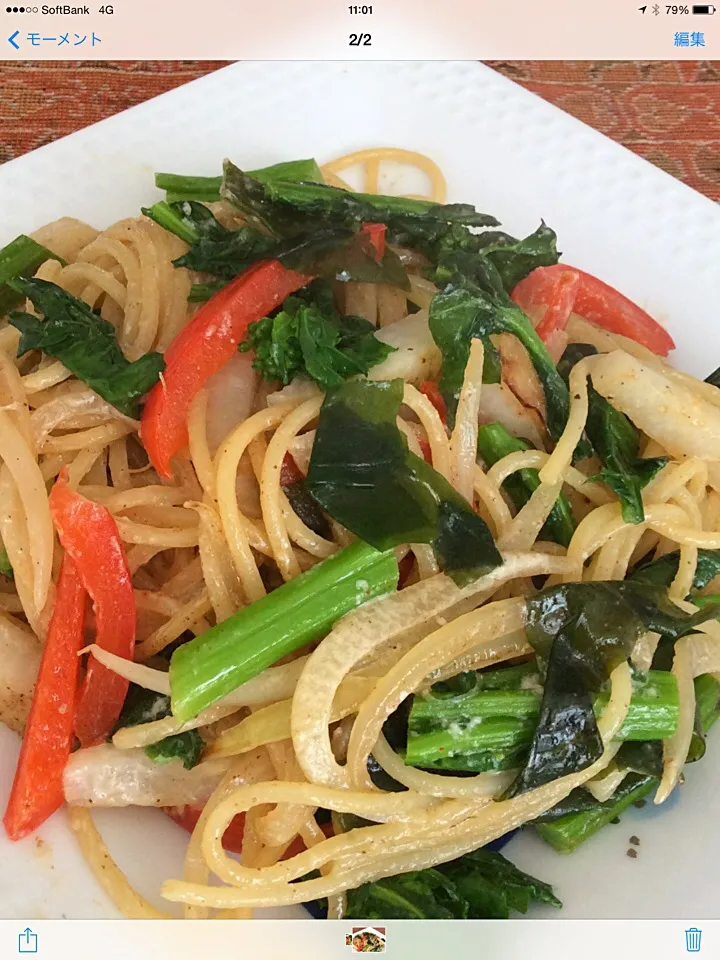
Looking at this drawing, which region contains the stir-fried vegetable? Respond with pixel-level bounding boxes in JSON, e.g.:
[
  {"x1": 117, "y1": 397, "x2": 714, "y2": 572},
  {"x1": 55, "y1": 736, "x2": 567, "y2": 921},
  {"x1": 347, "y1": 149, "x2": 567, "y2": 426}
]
[
  {"x1": 49, "y1": 471, "x2": 136, "y2": 747},
  {"x1": 306, "y1": 379, "x2": 502, "y2": 584},
  {"x1": 9, "y1": 278, "x2": 164, "y2": 418},
  {"x1": 3, "y1": 557, "x2": 86, "y2": 840},
  {"x1": 170, "y1": 541, "x2": 398, "y2": 721}
]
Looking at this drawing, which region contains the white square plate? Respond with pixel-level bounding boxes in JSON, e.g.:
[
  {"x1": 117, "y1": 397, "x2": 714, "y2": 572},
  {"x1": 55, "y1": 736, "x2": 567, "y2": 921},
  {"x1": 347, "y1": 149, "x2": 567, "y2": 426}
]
[{"x1": 1, "y1": 60, "x2": 719, "y2": 921}]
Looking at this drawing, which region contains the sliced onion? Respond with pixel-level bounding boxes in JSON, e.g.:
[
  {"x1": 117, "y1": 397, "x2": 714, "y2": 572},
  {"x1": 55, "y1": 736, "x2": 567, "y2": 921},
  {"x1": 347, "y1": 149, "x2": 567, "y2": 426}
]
[
  {"x1": 0, "y1": 613, "x2": 40, "y2": 736},
  {"x1": 64, "y1": 744, "x2": 231, "y2": 807}
]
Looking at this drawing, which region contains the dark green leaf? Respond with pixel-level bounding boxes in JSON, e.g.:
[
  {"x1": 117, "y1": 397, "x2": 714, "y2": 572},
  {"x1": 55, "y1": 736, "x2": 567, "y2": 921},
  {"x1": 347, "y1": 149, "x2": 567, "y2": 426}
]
[
  {"x1": 343, "y1": 849, "x2": 559, "y2": 920},
  {"x1": 116, "y1": 685, "x2": 172, "y2": 729},
  {"x1": 508, "y1": 581, "x2": 720, "y2": 795},
  {"x1": 147, "y1": 201, "x2": 410, "y2": 290},
  {"x1": 345, "y1": 869, "x2": 467, "y2": 920},
  {"x1": 145, "y1": 729, "x2": 204, "y2": 770},
  {"x1": 534, "y1": 773, "x2": 656, "y2": 853},
  {"x1": 630, "y1": 548, "x2": 720, "y2": 593},
  {"x1": 306, "y1": 379, "x2": 502, "y2": 585},
  {"x1": 221, "y1": 160, "x2": 498, "y2": 240},
  {"x1": 115, "y1": 685, "x2": 203, "y2": 770},
  {"x1": 616, "y1": 741, "x2": 664, "y2": 778},
  {"x1": 8, "y1": 278, "x2": 164, "y2": 418},
  {"x1": 480, "y1": 223, "x2": 560, "y2": 292},
  {"x1": 240, "y1": 287, "x2": 393, "y2": 390},
  {"x1": 558, "y1": 343, "x2": 669, "y2": 523},
  {"x1": 441, "y1": 849, "x2": 561, "y2": 916}
]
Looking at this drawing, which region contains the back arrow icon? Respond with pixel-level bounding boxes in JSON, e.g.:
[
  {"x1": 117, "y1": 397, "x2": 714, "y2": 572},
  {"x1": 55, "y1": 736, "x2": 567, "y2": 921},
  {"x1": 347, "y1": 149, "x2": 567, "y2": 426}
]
[{"x1": 8, "y1": 30, "x2": 20, "y2": 50}]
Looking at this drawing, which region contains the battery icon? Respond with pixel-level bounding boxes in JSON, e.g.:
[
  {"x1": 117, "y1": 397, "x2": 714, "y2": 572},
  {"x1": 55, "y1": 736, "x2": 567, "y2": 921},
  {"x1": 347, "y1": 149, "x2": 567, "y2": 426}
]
[{"x1": 692, "y1": 3, "x2": 715, "y2": 11}]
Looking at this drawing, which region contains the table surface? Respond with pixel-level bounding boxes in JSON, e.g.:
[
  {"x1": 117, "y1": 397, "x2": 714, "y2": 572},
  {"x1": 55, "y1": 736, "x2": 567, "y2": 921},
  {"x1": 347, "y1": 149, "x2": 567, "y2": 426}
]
[{"x1": 0, "y1": 59, "x2": 718, "y2": 201}]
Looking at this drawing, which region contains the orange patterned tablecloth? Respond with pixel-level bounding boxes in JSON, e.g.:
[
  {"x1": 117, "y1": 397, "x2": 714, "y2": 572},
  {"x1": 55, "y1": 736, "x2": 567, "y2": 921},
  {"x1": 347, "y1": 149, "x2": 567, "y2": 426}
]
[{"x1": 0, "y1": 60, "x2": 718, "y2": 200}]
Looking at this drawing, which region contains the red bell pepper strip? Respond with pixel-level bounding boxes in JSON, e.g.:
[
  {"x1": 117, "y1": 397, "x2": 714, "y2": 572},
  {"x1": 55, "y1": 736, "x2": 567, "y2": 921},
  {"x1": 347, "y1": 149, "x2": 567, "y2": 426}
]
[
  {"x1": 49, "y1": 470, "x2": 136, "y2": 747},
  {"x1": 512, "y1": 264, "x2": 675, "y2": 356},
  {"x1": 419, "y1": 380, "x2": 448, "y2": 425},
  {"x1": 533, "y1": 270, "x2": 581, "y2": 342},
  {"x1": 141, "y1": 260, "x2": 312, "y2": 480},
  {"x1": 3, "y1": 557, "x2": 86, "y2": 841},
  {"x1": 360, "y1": 222, "x2": 386, "y2": 261}
]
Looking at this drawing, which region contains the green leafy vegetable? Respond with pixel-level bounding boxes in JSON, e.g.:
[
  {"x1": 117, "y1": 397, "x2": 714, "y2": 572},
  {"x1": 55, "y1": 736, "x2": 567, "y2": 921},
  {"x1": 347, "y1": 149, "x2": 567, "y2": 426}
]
[
  {"x1": 144, "y1": 201, "x2": 409, "y2": 289},
  {"x1": 170, "y1": 541, "x2": 398, "y2": 721},
  {"x1": 630, "y1": 547, "x2": 720, "y2": 593},
  {"x1": 0, "y1": 545, "x2": 13, "y2": 579},
  {"x1": 428, "y1": 263, "x2": 572, "y2": 440},
  {"x1": 145, "y1": 730, "x2": 204, "y2": 769},
  {"x1": 306, "y1": 379, "x2": 502, "y2": 585},
  {"x1": 343, "y1": 849, "x2": 560, "y2": 920},
  {"x1": 477, "y1": 421, "x2": 576, "y2": 547},
  {"x1": 534, "y1": 774, "x2": 656, "y2": 854},
  {"x1": 0, "y1": 234, "x2": 65, "y2": 317},
  {"x1": 143, "y1": 201, "x2": 277, "y2": 278},
  {"x1": 240, "y1": 285, "x2": 393, "y2": 389},
  {"x1": 8, "y1": 278, "x2": 164, "y2": 418},
  {"x1": 558, "y1": 344, "x2": 668, "y2": 523},
  {"x1": 507, "y1": 581, "x2": 720, "y2": 796},
  {"x1": 115, "y1": 686, "x2": 203, "y2": 770},
  {"x1": 479, "y1": 223, "x2": 560, "y2": 292},
  {"x1": 221, "y1": 159, "x2": 498, "y2": 240}
]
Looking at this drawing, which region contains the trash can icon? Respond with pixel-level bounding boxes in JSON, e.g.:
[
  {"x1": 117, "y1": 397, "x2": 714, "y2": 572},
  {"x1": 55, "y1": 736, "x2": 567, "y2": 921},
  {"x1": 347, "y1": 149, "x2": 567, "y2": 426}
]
[{"x1": 685, "y1": 928, "x2": 702, "y2": 953}]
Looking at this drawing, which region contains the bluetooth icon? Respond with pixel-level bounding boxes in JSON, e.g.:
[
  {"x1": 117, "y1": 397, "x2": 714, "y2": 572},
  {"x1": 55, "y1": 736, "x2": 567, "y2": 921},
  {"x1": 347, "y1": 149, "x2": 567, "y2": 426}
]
[{"x1": 652, "y1": 2, "x2": 660, "y2": 11}]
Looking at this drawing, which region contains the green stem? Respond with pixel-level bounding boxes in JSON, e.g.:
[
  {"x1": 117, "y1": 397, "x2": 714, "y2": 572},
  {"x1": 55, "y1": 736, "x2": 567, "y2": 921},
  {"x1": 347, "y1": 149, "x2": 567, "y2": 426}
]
[
  {"x1": 170, "y1": 541, "x2": 398, "y2": 721},
  {"x1": 141, "y1": 202, "x2": 199, "y2": 245},
  {"x1": 534, "y1": 774, "x2": 657, "y2": 854},
  {"x1": 405, "y1": 670, "x2": 679, "y2": 769},
  {"x1": 156, "y1": 158, "x2": 326, "y2": 203},
  {"x1": 477, "y1": 422, "x2": 576, "y2": 547},
  {"x1": 0, "y1": 235, "x2": 65, "y2": 316}
]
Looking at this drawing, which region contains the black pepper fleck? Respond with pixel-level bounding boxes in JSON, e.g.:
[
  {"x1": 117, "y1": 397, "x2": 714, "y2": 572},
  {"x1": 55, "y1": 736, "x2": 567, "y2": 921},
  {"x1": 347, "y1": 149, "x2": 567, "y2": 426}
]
[
  {"x1": 629, "y1": 835, "x2": 640, "y2": 846},
  {"x1": 626, "y1": 848, "x2": 638, "y2": 859},
  {"x1": 633, "y1": 799, "x2": 647, "y2": 809}
]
